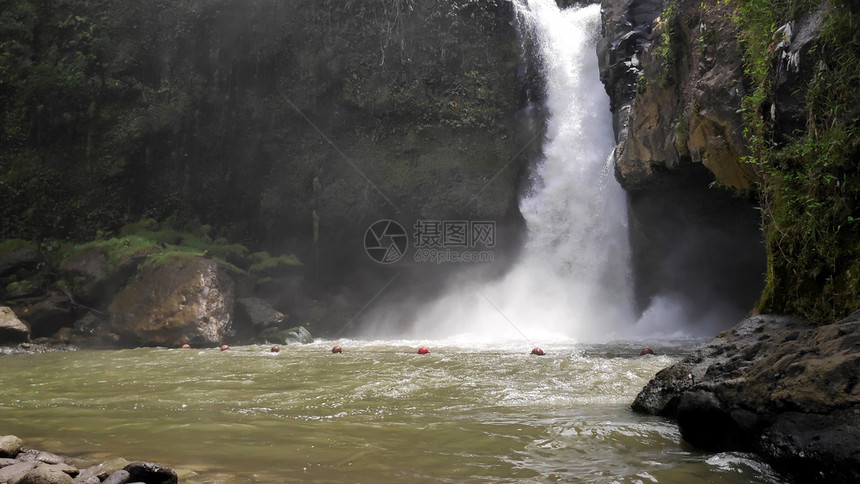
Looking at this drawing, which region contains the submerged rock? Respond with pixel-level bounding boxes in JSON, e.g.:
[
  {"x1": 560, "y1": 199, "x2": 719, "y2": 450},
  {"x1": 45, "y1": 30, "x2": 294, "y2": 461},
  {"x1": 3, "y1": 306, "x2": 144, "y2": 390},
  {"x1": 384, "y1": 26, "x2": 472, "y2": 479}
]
[
  {"x1": 0, "y1": 307, "x2": 30, "y2": 345},
  {"x1": 124, "y1": 461, "x2": 178, "y2": 484},
  {"x1": 108, "y1": 257, "x2": 235, "y2": 347},
  {"x1": 277, "y1": 326, "x2": 313, "y2": 345},
  {"x1": 633, "y1": 311, "x2": 860, "y2": 482}
]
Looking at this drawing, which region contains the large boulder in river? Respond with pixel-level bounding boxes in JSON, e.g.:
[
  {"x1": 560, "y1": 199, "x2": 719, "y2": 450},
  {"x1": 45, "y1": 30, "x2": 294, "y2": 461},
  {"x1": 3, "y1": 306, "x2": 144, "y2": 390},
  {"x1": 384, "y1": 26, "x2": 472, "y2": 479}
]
[
  {"x1": 108, "y1": 257, "x2": 235, "y2": 347},
  {"x1": 59, "y1": 239, "x2": 159, "y2": 307},
  {"x1": 0, "y1": 306, "x2": 30, "y2": 344},
  {"x1": 59, "y1": 246, "x2": 111, "y2": 307},
  {"x1": 232, "y1": 297, "x2": 285, "y2": 342},
  {"x1": 632, "y1": 311, "x2": 860, "y2": 482}
]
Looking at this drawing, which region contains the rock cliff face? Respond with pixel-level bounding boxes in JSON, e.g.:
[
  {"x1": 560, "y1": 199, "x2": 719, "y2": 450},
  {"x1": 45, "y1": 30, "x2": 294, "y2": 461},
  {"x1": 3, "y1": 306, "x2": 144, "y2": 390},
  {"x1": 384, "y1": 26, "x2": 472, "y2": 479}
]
[
  {"x1": 597, "y1": 0, "x2": 663, "y2": 163},
  {"x1": 600, "y1": 0, "x2": 755, "y2": 191},
  {"x1": 769, "y1": 3, "x2": 830, "y2": 145},
  {"x1": 598, "y1": 0, "x2": 765, "y2": 327},
  {"x1": 632, "y1": 312, "x2": 860, "y2": 482}
]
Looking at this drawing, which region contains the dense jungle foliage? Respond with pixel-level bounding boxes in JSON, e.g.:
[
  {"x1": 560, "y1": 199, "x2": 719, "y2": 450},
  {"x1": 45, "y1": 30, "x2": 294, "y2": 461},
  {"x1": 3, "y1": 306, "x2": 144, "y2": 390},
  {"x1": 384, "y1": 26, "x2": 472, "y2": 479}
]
[
  {"x1": 0, "y1": 0, "x2": 527, "y2": 277},
  {"x1": 735, "y1": 0, "x2": 859, "y2": 321}
]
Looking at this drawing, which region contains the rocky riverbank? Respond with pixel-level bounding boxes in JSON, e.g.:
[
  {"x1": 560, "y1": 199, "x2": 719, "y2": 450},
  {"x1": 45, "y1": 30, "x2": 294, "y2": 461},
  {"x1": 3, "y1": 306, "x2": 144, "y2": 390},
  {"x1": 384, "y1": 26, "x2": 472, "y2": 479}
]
[
  {"x1": 0, "y1": 230, "x2": 319, "y2": 350},
  {"x1": 0, "y1": 434, "x2": 177, "y2": 484},
  {"x1": 631, "y1": 311, "x2": 860, "y2": 483}
]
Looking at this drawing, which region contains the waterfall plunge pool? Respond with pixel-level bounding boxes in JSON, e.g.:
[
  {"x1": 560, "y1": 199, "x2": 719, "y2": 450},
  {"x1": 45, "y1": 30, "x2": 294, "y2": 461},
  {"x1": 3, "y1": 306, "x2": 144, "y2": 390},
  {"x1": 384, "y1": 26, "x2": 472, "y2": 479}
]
[{"x1": 0, "y1": 340, "x2": 783, "y2": 483}]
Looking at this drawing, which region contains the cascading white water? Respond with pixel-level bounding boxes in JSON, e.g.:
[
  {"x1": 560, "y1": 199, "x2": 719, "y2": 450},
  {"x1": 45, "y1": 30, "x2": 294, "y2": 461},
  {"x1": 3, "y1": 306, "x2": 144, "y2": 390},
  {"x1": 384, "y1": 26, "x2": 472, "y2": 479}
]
[
  {"x1": 512, "y1": 0, "x2": 634, "y2": 338},
  {"x1": 363, "y1": 0, "x2": 635, "y2": 342}
]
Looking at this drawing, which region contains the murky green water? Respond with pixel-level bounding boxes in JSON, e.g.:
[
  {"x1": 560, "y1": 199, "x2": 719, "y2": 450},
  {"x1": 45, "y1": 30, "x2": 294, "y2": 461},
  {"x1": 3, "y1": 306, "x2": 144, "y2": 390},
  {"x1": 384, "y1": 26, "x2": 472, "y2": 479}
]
[{"x1": 0, "y1": 340, "x2": 782, "y2": 483}]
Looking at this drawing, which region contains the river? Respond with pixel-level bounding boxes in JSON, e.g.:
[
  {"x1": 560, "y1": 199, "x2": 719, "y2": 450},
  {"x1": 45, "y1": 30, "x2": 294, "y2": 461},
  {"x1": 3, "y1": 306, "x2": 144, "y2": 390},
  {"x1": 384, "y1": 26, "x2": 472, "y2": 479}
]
[{"x1": 0, "y1": 340, "x2": 783, "y2": 483}]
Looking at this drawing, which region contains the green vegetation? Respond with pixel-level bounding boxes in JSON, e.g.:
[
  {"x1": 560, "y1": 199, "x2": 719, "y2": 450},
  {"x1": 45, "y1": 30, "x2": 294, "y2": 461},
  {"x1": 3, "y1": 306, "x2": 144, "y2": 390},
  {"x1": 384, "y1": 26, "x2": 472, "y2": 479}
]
[
  {"x1": 635, "y1": 74, "x2": 649, "y2": 94},
  {"x1": 695, "y1": 23, "x2": 719, "y2": 55},
  {"x1": 657, "y1": 1, "x2": 684, "y2": 87},
  {"x1": 0, "y1": 0, "x2": 523, "y2": 276},
  {"x1": 66, "y1": 218, "x2": 299, "y2": 276},
  {"x1": 735, "y1": 0, "x2": 860, "y2": 321},
  {"x1": 248, "y1": 251, "x2": 301, "y2": 276},
  {"x1": 0, "y1": 239, "x2": 37, "y2": 258}
]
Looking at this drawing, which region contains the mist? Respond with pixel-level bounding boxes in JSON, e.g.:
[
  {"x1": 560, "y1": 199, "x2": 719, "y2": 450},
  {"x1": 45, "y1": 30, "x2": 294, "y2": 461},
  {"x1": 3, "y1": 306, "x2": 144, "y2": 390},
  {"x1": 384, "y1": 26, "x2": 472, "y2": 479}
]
[
  {"x1": 358, "y1": 0, "x2": 763, "y2": 344},
  {"x1": 362, "y1": 1, "x2": 635, "y2": 343}
]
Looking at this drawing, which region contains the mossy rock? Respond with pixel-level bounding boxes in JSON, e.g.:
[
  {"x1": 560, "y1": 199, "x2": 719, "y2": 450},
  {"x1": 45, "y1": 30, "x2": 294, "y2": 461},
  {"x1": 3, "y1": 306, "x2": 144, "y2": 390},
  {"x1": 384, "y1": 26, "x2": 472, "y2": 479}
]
[
  {"x1": 0, "y1": 239, "x2": 41, "y2": 278},
  {"x1": 248, "y1": 251, "x2": 302, "y2": 278},
  {"x1": 59, "y1": 237, "x2": 160, "y2": 306},
  {"x1": 3, "y1": 278, "x2": 44, "y2": 299}
]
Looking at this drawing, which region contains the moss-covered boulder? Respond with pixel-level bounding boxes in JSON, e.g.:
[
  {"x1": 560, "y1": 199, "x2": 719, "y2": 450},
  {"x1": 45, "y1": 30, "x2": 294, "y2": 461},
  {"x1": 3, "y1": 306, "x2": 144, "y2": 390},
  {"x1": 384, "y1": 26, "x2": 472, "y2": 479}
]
[
  {"x1": 59, "y1": 242, "x2": 153, "y2": 308},
  {"x1": 108, "y1": 257, "x2": 235, "y2": 347},
  {"x1": 0, "y1": 240, "x2": 41, "y2": 278}
]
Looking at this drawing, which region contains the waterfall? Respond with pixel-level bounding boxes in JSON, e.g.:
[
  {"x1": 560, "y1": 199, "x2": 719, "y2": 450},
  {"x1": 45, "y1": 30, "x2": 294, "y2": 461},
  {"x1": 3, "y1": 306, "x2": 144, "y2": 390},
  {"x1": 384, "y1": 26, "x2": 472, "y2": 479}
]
[
  {"x1": 365, "y1": 0, "x2": 635, "y2": 342},
  {"x1": 509, "y1": 0, "x2": 635, "y2": 339}
]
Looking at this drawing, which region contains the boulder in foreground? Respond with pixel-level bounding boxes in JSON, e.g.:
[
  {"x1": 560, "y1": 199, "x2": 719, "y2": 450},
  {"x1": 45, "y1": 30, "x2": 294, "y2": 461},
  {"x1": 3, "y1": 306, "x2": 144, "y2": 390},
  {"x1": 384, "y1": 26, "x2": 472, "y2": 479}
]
[{"x1": 633, "y1": 311, "x2": 860, "y2": 482}]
